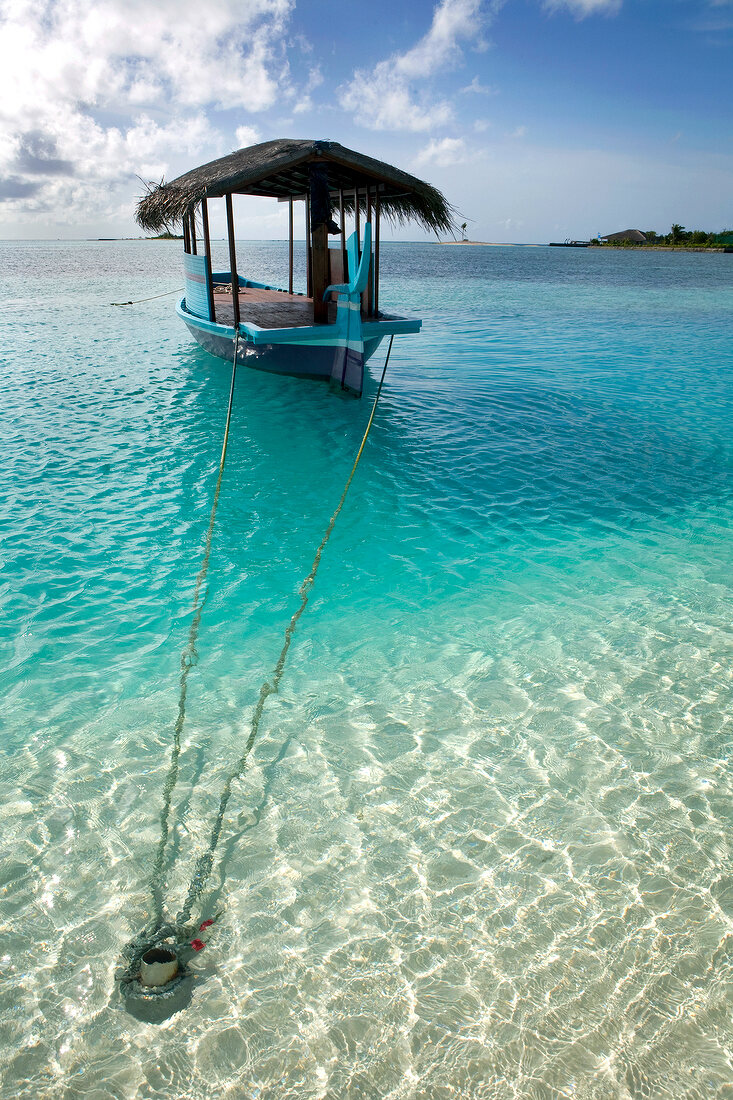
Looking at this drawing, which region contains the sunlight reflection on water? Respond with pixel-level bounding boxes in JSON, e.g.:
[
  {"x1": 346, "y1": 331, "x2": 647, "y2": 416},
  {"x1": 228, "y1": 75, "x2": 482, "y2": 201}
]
[{"x1": 1, "y1": 241, "x2": 732, "y2": 1098}]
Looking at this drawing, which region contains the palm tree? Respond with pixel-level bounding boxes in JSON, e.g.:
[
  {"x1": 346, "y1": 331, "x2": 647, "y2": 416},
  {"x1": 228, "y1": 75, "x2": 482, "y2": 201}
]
[
  {"x1": 460, "y1": 222, "x2": 468, "y2": 241},
  {"x1": 671, "y1": 223, "x2": 685, "y2": 245}
]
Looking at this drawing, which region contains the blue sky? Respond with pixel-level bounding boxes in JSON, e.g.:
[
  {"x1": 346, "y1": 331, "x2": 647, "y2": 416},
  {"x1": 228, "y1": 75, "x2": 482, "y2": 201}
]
[{"x1": 0, "y1": 0, "x2": 730, "y2": 241}]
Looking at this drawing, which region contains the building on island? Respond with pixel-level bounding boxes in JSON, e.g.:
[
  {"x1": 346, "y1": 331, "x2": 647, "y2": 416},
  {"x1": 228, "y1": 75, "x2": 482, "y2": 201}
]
[{"x1": 601, "y1": 229, "x2": 647, "y2": 243}]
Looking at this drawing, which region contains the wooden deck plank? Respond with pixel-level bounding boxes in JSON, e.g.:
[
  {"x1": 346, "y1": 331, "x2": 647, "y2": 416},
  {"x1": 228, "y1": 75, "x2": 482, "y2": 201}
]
[
  {"x1": 213, "y1": 285, "x2": 331, "y2": 328},
  {"x1": 210, "y1": 285, "x2": 406, "y2": 331}
]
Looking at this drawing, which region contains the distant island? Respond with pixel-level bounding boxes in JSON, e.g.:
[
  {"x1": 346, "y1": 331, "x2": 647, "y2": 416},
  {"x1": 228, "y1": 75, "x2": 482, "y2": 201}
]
[
  {"x1": 442, "y1": 240, "x2": 542, "y2": 247},
  {"x1": 590, "y1": 225, "x2": 733, "y2": 251},
  {"x1": 446, "y1": 225, "x2": 732, "y2": 252}
]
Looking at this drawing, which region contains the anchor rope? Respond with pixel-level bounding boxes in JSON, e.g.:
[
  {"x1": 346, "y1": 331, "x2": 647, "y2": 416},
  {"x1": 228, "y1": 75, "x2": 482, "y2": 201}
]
[
  {"x1": 149, "y1": 330, "x2": 239, "y2": 929},
  {"x1": 148, "y1": 335, "x2": 394, "y2": 937},
  {"x1": 112, "y1": 287, "x2": 183, "y2": 306},
  {"x1": 174, "y1": 336, "x2": 394, "y2": 927}
]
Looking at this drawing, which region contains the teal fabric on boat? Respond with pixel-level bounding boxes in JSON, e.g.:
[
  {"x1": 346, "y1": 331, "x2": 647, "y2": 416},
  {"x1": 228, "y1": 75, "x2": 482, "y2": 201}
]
[
  {"x1": 183, "y1": 253, "x2": 211, "y2": 320},
  {"x1": 326, "y1": 225, "x2": 372, "y2": 396},
  {"x1": 324, "y1": 223, "x2": 372, "y2": 300},
  {"x1": 329, "y1": 297, "x2": 365, "y2": 396}
]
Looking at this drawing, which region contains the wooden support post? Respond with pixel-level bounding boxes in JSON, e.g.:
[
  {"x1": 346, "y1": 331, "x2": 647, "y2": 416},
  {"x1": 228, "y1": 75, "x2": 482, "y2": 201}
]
[
  {"x1": 305, "y1": 194, "x2": 312, "y2": 299},
  {"x1": 201, "y1": 197, "x2": 216, "y2": 323},
  {"x1": 225, "y1": 193, "x2": 240, "y2": 329},
  {"x1": 354, "y1": 184, "x2": 360, "y2": 258},
  {"x1": 364, "y1": 186, "x2": 373, "y2": 316},
  {"x1": 374, "y1": 189, "x2": 380, "y2": 317},
  {"x1": 288, "y1": 197, "x2": 294, "y2": 295},
  {"x1": 312, "y1": 222, "x2": 329, "y2": 324},
  {"x1": 339, "y1": 188, "x2": 346, "y2": 274},
  {"x1": 190, "y1": 212, "x2": 197, "y2": 255},
  {"x1": 183, "y1": 216, "x2": 190, "y2": 254}
]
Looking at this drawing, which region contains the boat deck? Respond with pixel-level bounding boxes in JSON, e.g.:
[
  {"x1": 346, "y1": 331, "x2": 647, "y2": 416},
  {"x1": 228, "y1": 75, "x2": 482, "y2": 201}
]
[{"x1": 212, "y1": 286, "x2": 336, "y2": 328}]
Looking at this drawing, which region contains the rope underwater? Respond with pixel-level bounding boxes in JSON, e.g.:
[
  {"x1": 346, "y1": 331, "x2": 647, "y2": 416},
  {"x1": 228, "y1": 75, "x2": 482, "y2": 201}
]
[
  {"x1": 120, "y1": 335, "x2": 394, "y2": 1016},
  {"x1": 148, "y1": 330, "x2": 240, "y2": 932},
  {"x1": 175, "y1": 334, "x2": 395, "y2": 930}
]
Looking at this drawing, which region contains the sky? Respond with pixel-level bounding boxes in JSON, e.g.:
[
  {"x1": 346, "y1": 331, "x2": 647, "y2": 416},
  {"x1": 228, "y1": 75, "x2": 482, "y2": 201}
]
[{"x1": 0, "y1": 0, "x2": 731, "y2": 242}]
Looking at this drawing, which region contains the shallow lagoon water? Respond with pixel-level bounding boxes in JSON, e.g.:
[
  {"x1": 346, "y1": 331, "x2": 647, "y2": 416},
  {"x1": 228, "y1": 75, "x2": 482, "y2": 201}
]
[{"x1": 1, "y1": 240, "x2": 732, "y2": 1098}]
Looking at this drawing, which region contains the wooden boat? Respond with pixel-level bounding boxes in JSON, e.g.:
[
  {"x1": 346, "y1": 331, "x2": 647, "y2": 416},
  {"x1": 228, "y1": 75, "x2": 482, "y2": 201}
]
[{"x1": 135, "y1": 139, "x2": 455, "y2": 396}]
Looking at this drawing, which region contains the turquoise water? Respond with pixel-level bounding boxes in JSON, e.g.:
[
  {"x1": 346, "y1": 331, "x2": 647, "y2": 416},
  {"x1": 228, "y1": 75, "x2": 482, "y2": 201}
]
[{"x1": 1, "y1": 240, "x2": 732, "y2": 1098}]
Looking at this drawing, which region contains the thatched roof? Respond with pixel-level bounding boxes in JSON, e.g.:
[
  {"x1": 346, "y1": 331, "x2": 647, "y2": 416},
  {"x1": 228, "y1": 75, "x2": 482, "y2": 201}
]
[
  {"x1": 135, "y1": 138, "x2": 456, "y2": 236},
  {"x1": 602, "y1": 229, "x2": 647, "y2": 243}
]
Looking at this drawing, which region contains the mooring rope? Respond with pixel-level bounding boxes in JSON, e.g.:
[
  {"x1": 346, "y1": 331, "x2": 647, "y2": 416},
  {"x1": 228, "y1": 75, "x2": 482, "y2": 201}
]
[
  {"x1": 148, "y1": 330, "x2": 239, "y2": 929},
  {"x1": 146, "y1": 335, "x2": 394, "y2": 940},
  {"x1": 112, "y1": 287, "x2": 184, "y2": 306},
  {"x1": 174, "y1": 336, "x2": 395, "y2": 926}
]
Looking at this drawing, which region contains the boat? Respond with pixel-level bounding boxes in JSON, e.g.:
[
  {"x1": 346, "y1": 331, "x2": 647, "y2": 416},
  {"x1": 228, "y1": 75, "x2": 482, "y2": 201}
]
[
  {"x1": 135, "y1": 139, "x2": 455, "y2": 397},
  {"x1": 549, "y1": 239, "x2": 590, "y2": 248}
]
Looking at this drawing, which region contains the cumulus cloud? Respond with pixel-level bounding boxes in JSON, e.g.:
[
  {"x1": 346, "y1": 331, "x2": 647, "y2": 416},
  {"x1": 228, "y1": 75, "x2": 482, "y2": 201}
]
[
  {"x1": 340, "y1": 77, "x2": 453, "y2": 132},
  {"x1": 2, "y1": 111, "x2": 220, "y2": 226},
  {"x1": 0, "y1": 178, "x2": 42, "y2": 200},
  {"x1": 0, "y1": 0, "x2": 294, "y2": 116},
  {"x1": 414, "y1": 137, "x2": 468, "y2": 168},
  {"x1": 235, "y1": 126, "x2": 261, "y2": 149},
  {"x1": 14, "y1": 132, "x2": 74, "y2": 176},
  {"x1": 340, "y1": 0, "x2": 496, "y2": 132},
  {"x1": 0, "y1": 0, "x2": 295, "y2": 223}
]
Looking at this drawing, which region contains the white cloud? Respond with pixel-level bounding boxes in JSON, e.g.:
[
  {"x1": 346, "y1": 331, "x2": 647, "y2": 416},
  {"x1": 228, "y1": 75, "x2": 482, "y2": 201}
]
[
  {"x1": 414, "y1": 137, "x2": 468, "y2": 168},
  {"x1": 235, "y1": 126, "x2": 261, "y2": 149},
  {"x1": 0, "y1": 111, "x2": 219, "y2": 223},
  {"x1": 293, "y1": 64, "x2": 324, "y2": 114},
  {"x1": 461, "y1": 76, "x2": 497, "y2": 94},
  {"x1": 340, "y1": 0, "x2": 495, "y2": 132},
  {"x1": 306, "y1": 65, "x2": 325, "y2": 90},
  {"x1": 394, "y1": 0, "x2": 492, "y2": 78},
  {"x1": 0, "y1": 0, "x2": 295, "y2": 119},
  {"x1": 0, "y1": 0, "x2": 295, "y2": 225},
  {"x1": 340, "y1": 74, "x2": 453, "y2": 132},
  {"x1": 544, "y1": 0, "x2": 622, "y2": 16}
]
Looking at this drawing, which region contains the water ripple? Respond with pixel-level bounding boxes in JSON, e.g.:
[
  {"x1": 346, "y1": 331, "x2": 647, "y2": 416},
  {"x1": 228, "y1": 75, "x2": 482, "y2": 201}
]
[{"x1": 1, "y1": 241, "x2": 732, "y2": 1098}]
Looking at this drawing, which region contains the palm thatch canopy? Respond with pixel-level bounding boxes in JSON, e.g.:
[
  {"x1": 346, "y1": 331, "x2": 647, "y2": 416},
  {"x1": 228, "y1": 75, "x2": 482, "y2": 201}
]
[
  {"x1": 135, "y1": 138, "x2": 456, "y2": 236},
  {"x1": 601, "y1": 229, "x2": 647, "y2": 243}
]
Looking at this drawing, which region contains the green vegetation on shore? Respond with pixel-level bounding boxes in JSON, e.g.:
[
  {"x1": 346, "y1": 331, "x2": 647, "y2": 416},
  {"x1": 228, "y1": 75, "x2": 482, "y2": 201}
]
[{"x1": 591, "y1": 225, "x2": 733, "y2": 249}]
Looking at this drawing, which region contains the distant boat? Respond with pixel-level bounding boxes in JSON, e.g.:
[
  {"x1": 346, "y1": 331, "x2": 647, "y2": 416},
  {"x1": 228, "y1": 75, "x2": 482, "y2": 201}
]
[
  {"x1": 135, "y1": 138, "x2": 455, "y2": 397},
  {"x1": 549, "y1": 239, "x2": 590, "y2": 247}
]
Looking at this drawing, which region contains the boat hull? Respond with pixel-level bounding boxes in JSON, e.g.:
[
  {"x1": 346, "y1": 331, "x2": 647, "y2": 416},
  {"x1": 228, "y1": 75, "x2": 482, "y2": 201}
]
[{"x1": 181, "y1": 313, "x2": 384, "y2": 380}]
